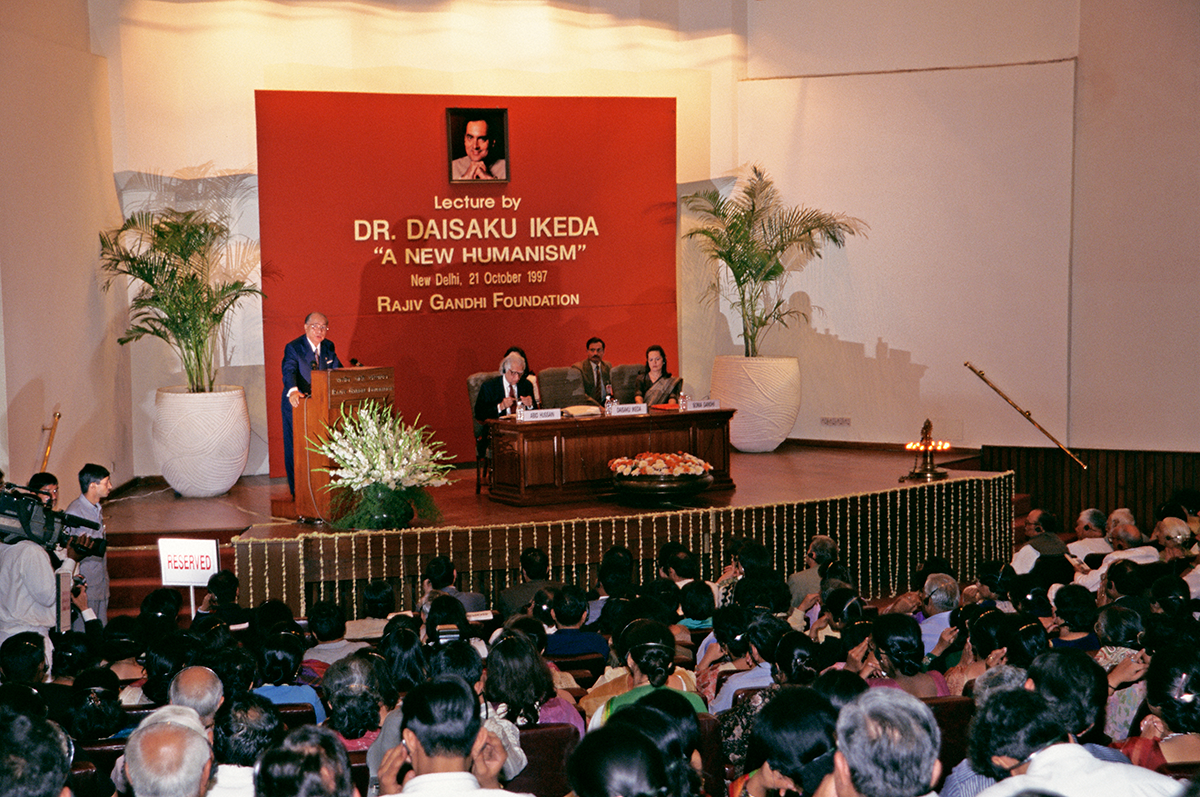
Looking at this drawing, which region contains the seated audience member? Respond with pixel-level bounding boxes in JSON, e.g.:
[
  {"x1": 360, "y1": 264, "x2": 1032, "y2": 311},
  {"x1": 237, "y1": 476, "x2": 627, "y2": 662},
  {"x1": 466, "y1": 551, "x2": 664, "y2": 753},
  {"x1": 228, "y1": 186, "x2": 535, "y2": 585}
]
[
  {"x1": 253, "y1": 632, "x2": 326, "y2": 723},
  {"x1": 606, "y1": 702, "x2": 701, "y2": 797},
  {"x1": 1095, "y1": 604, "x2": 1149, "y2": 740},
  {"x1": 1, "y1": 632, "x2": 48, "y2": 687},
  {"x1": 103, "y1": 615, "x2": 147, "y2": 684},
  {"x1": 380, "y1": 675, "x2": 525, "y2": 796},
  {"x1": 194, "y1": 570, "x2": 250, "y2": 628},
  {"x1": 998, "y1": 613, "x2": 1050, "y2": 670},
  {"x1": 970, "y1": 689, "x2": 1177, "y2": 797},
  {"x1": 788, "y1": 535, "x2": 839, "y2": 609},
  {"x1": 833, "y1": 688, "x2": 942, "y2": 797},
  {"x1": 943, "y1": 609, "x2": 1006, "y2": 695},
  {"x1": 1104, "y1": 559, "x2": 1154, "y2": 619},
  {"x1": 679, "y1": 581, "x2": 715, "y2": 631},
  {"x1": 422, "y1": 556, "x2": 487, "y2": 614},
  {"x1": 256, "y1": 725, "x2": 354, "y2": 797},
  {"x1": 138, "y1": 588, "x2": 184, "y2": 641},
  {"x1": 485, "y1": 631, "x2": 585, "y2": 737},
  {"x1": 587, "y1": 550, "x2": 636, "y2": 625},
  {"x1": 1114, "y1": 645, "x2": 1200, "y2": 771},
  {"x1": 916, "y1": 573, "x2": 960, "y2": 655},
  {"x1": 497, "y1": 547, "x2": 562, "y2": 620},
  {"x1": 633, "y1": 344, "x2": 682, "y2": 405},
  {"x1": 587, "y1": 619, "x2": 706, "y2": 727},
  {"x1": 345, "y1": 580, "x2": 397, "y2": 641},
  {"x1": 249, "y1": 599, "x2": 296, "y2": 642},
  {"x1": 848, "y1": 614, "x2": 950, "y2": 698},
  {"x1": 0, "y1": 705, "x2": 73, "y2": 797},
  {"x1": 503, "y1": 614, "x2": 578, "y2": 691},
  {"x1": 1072, "y1": 524, "x2": 1161, "y2": 592},
  {"x1": 1153, "y1": 516, "x2": 1196, "y2": 563},
  {"x1": 568, "y1": 725, "x2": 669, "y2": 797},
  {"x1": 695, "y1": 605, "x2": 753, "y2": 704},
  {"x1": 321, "y1": 652, "x2": 387, "y2": 751},
  {"x1": 545, "y1": 584, "x2": 609, "y2": 658},
  {"x1": 939, "y1": 665, "x2": 1031, "y2": 797},
  {"x1": 720, "y1": 631, "x2": 822, "y2": 774},
  {"x1": 728, "y1": 687, "x2": 837, "y2": 797},
  {"x1": 39, "y1": 631, "x2": 95, "y2": 726},
  {"x1": 657, "y1": 543, "x2": 702, "y2": 590},
  {"x1": 303, "y1": 601, "x2": 369, "y2": 669},
  {"x1": 1049, "y1": 583, "x2": 1100, "y2": 650},
  {"x1": 1070, "y1": 508, "x2": 1114, "y2": 560},
  {"x1": 200, "y1": 645, "x2": 257, "y2": 700},
  {"x1": 209, "y1": 693, "x2": 285, "y2": 797},
  {"x1": 169, "y1": 665, "x2": 225, "y2": 729},
  {"x1": 120, "y1": 632, "x2": 195, "y2": 706},
  {"x1": 67, "y1": 666, "x2": 127, "y2": 741},
  {"x1": 629, "y1": 689, "x2": 704, "y2": 787},
  {"x1": 124, "y1": 705, "x2": 214, "y2": 797},
  {"x1": 1028, "y1": 650, "x2": 1129, "y2": 757},
  {"x1": 1010, "y1": 509, "x2": 1068, "y2": 575},
  {"x1": 961, "y1": 560, "x2": 1011, "y2": 611},
  {"x1": 710, "y1": 614, "x2": 788, "y2": 714},
  {"x1": 378, "y1": 626, "x2": 427, "y2": 697},
  {"x1": 424, "y1": 594, "x2": 487, "y2": 658}
]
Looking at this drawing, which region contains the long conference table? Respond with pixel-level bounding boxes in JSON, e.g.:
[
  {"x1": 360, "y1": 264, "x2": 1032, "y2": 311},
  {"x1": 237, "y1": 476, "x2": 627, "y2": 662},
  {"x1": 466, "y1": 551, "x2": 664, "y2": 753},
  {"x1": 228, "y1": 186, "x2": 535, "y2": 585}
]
[{"x1": 486, "y1": 407, "x2": 736, "y2": 505}]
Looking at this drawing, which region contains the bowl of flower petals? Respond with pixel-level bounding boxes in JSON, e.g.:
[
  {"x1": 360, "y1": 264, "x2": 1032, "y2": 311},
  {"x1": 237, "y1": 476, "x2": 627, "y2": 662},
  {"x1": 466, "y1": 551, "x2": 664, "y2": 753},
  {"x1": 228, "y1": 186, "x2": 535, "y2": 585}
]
[{"x1": 608, "y1": 452, "x2": 714, "y2": 503}]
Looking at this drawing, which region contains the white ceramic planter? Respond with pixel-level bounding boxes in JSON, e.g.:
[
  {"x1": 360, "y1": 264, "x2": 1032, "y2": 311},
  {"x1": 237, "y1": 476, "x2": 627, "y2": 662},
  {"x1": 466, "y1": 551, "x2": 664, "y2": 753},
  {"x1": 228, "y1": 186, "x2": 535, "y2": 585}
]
[
  {"x1": 153, "y1": 385, "x2": 251, "y2": 497},
  {"x1": 709, "y1": 355, "x2": 801, "y2": 453}
]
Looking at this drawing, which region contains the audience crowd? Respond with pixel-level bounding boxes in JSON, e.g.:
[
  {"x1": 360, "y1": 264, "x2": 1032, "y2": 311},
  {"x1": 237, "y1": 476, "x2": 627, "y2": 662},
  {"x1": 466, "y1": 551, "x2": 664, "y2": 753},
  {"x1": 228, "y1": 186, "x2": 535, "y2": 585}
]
[{"x1": 7, "y1": 497, "x2": 1200, "y2": 797}]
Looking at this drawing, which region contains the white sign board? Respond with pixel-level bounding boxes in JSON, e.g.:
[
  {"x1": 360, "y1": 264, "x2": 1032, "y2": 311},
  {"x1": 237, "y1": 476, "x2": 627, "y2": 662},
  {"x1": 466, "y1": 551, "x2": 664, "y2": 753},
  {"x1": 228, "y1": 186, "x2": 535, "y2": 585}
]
[
  {"x1": 684, "y1": 399, "x2": 720, "y2": 411},
  {"x1": 610, "y1": 403, "x2": 649, "y2": 416},
  {"x1": 523, "y1": 408, "x2": 563, "y2": 421},
  {"x1": 158, "y1": 538, "x2": 221, "y2": 587}
]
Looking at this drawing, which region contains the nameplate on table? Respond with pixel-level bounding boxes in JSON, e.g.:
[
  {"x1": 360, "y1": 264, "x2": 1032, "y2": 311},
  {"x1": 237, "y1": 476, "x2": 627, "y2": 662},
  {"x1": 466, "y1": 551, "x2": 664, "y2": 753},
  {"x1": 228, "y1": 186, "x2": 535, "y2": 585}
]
[
  {"x1": 683, "y1": 399, "x2": 720, "y2": 411},
  {"x1": 610, "y1": 403, "x2": 649, "y2": 416},
  {"x1": 522, "y1": 408, "x2": 562, "y2": 421}
]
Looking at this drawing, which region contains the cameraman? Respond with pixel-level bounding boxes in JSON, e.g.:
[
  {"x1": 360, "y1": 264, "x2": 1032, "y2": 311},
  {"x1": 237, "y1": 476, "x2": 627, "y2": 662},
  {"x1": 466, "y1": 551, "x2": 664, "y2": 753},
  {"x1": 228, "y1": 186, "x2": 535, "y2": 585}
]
[{"x1": 0, "y1": 525, "x2": 76, "y2": 668}]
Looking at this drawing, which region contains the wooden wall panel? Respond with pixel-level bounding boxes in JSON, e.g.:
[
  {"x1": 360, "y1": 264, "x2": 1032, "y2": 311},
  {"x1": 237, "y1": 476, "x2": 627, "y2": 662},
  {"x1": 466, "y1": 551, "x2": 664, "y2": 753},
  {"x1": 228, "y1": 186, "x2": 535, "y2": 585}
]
[{"x1": 980, "y1": 446, "x2": 1200, "y2": 531}]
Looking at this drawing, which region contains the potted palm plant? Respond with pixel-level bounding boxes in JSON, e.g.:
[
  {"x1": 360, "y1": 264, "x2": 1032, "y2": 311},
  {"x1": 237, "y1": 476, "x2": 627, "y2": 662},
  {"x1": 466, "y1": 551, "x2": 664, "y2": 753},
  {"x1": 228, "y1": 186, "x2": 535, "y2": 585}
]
[
  {"x1": 683, "y1": 166, "x2": 865, "y2": 452},
  {"x1": 100, "y1": 208, "x2": 262, "y2": 496}
]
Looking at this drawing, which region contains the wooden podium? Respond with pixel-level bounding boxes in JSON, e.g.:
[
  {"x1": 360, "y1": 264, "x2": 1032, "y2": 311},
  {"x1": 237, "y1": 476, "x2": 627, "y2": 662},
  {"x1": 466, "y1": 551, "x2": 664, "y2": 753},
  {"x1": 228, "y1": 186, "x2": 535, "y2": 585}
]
[{"x1": 293, "y1": 366, "x2": 395, "y2": 521}]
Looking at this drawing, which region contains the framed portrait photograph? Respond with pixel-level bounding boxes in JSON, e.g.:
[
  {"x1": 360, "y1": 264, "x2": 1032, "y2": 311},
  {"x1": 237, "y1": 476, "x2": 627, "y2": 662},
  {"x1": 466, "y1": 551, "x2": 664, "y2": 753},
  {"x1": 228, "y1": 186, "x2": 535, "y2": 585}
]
[{"x1": 447, "y1": 108, "x2": 510, "y2": 183}]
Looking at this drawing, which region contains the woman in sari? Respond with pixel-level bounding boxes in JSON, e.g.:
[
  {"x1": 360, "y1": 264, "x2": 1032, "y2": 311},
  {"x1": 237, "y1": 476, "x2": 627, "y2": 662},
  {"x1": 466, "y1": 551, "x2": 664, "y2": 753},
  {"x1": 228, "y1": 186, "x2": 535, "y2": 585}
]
[{"x1": 634, "y1": 345, "x2": 682, "y2": 405}]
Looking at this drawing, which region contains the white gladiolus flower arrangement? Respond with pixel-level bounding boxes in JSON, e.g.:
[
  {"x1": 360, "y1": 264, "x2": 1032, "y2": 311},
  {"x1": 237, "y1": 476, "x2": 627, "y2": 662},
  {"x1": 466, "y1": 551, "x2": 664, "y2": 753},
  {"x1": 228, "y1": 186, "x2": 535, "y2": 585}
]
[{"x1": 310, "y1": 399, "x2": 454, "y2": 529}]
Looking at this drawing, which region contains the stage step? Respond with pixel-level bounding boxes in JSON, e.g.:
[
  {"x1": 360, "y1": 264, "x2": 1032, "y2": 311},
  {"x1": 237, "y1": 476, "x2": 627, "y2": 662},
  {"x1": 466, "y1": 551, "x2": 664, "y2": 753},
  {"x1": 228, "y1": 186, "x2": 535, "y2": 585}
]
[{"x1": 104, "y1": 544, "x2": 236, "y2": 618}]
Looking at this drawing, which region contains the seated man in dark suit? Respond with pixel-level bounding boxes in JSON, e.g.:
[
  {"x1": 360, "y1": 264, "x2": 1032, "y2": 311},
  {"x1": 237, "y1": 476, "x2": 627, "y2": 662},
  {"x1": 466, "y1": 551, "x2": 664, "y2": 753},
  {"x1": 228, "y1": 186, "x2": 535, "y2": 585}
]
[
  {"x1": 474, "y1": 352, "x2": 535, "y2": 422},
  {"x1": 571, "y1": 336, "x2": 610, "y2": 405},
  {"x1": 281, "y1": 312, "x2": 342, "y2": 495},
  {"x1": 423, "y1": 555, "x2": 487, "y2": 613}
]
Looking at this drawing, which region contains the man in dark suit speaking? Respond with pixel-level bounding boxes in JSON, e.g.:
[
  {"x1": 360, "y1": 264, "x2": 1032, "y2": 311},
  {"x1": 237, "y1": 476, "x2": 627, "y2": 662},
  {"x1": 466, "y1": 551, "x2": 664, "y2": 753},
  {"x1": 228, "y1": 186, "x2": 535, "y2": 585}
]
[{"x1": 282, "y1": 312, "x2": 342, "y2": 494}]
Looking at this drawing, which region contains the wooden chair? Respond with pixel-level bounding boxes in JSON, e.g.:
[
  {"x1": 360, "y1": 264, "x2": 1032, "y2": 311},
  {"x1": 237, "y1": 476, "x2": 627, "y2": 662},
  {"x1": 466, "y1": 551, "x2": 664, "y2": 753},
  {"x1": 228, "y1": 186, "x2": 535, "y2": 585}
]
[
  {"x1": 921, "y1": 695, "x2": 975, "y2": 788},
  {"x1": 467, "y1": 370, "x2": 498, "y2": 493},
  {"x1": 70, "y1": 758, "x2": 103, "y2": 797},
  {"x1": 76, "y1": 740, "x2": 126, "y2": 790},
  {"x1": 506, "y1": 722, "x2": 581, "y2": 797},
  {"x1": 347, "y1": 749, "x2": 371, "y2": 797},
  {"x1": 1158, "y1": 761, "x2": 1200, "y2": 781},
  {"x1": 732, "y1": 686, "x2": 764, "y2": 708},
  {"x1": 696, "y1": 712, "x2": 728, "y2": 797},
  {"x1": 276, "y1": 702, "x2": 319, "y2": 729},
  {"x1": 545, "y1": 652, "x2": 607, "y2": 690}
]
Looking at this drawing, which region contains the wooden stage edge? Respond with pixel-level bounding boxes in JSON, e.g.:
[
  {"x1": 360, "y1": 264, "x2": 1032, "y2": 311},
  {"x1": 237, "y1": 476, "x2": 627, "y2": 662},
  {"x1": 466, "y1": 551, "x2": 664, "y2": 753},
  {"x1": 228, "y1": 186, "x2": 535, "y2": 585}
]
[{"x1": 141, "y1": 442, "x2": 1015, "y2": 616}]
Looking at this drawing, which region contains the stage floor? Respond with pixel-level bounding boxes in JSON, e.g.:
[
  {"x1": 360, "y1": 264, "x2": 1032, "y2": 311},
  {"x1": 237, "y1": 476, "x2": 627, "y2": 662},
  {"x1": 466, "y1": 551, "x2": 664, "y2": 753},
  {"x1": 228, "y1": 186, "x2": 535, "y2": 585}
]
[{"x1": 103, "y1": 442, "x2": 986, "y2": 541}]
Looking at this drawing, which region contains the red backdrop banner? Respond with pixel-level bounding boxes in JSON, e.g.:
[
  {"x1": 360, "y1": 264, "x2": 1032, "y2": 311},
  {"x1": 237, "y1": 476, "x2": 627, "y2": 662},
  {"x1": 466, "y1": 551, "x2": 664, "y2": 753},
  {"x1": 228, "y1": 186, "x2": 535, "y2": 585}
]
[{"x1": 256, "y1": 91, "x2": 678, "y2": 471}]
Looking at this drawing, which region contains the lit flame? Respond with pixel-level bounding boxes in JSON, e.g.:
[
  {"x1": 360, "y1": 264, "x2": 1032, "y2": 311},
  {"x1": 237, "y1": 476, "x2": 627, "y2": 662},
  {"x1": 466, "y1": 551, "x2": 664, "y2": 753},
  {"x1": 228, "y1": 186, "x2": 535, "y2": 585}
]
[{"x1": 906, "y1": 441, "x2": 951, "y2": 451}]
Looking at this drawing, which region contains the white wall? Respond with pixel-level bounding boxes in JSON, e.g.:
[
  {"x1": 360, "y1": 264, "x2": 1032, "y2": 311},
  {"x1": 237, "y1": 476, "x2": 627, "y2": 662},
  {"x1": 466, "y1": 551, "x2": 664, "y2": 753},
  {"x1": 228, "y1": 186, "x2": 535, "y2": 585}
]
[{"x1": 0, "y1": 0, "x2": 131, "y2": 485}]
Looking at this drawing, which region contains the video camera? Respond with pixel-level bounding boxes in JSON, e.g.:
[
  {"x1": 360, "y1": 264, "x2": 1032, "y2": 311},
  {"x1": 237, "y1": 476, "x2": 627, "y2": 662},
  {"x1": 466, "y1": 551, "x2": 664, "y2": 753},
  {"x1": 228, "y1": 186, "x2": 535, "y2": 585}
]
[{"x1": 0, "y1": 483, "x2": 104, "y2": 557}]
